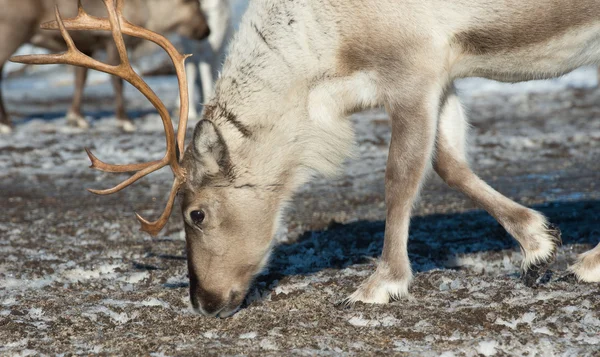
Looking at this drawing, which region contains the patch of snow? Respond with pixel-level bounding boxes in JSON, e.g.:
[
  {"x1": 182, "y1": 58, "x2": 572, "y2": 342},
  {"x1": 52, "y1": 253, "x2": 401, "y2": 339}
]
[
  {"x1": 495, "y1": 312, "x2": 536, "y2": 330},
  {"x1": 61, "y1": 263, "x2": 122, "y2": 283},
  {"x1": 90, "y1": 306, "x2": 137, "y2": 325},
  {"x1": 347, "y1": 314, "x2": 400, "y2": 327},
  {"x1": 122, "y1": 271, "x2": 149, "y2": 284},
  {"x1": 150, "y1": 353, "x2": 171, "y2": 357},
  {"x1": 273, "y1": 281, "x2": 309, "y2": 295},
  {"x1": 477, "y1": 340, "x2": 498, "y2": 356},
  {"x1": 0, "y1": 277, "x2": 55, "y2": 290},
  {"x1": 239, "y1": 332, "x2": 258, "y2": 339},
  {"x1": 141, "y1": 298, "x2": 170, "y2": 308},
  {"x1": 439, "y1": 352, "x2": 456, "y2": 357},
  {"x1": 259, "y1": 338, "x2": 279, "y2": 351},
  {"x1": 582, "y1": 313, "x2": 600, "y2": 327},
  {"x1": 203, "y1": 331, "x2": 219, "y2": 339},
  {"x1": 533, "y1": 327, "x2": 554, "y2": 336},
  {"x1": 28, "y1": 308, "x2": 44, "y2": 319}
]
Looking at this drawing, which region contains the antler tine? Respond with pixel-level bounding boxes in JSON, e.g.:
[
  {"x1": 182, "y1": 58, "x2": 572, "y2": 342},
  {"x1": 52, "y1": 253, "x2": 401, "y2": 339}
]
[
  {"x1": 87, "y1": 159, "x2": 168, "y2": 195},
  {"x1": 104, "y1": 0, "x2": 129, "y2": 66},
  {"x1": 135, "y1": 179, "x2": 182, "y2": 236},
  {"x1": 10, "y1": 0, "x2": 192, "y2": 235},
  {"x1": 38, "y1": 0, "x2": 192, "y2": 156},
  {"x1": 85, "y1": 148, "x2": 161, "y2": 173}
]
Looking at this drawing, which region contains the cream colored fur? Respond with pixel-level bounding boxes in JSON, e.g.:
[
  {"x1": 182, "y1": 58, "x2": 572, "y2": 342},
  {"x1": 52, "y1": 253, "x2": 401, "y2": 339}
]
[
  {"x1": 180, "y1": 0, "x2": 600, "y2": 316},
  {"x1": 184, "y1": 0, "x2": 233, "y2": 119}
]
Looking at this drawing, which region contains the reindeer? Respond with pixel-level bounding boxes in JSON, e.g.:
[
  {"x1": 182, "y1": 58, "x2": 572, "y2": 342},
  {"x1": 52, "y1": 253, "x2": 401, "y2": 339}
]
[
  {"x1": 181, "y1": 0, "x2": 232, "y2": 119},
  {"x1": 0, "y1": 0, "x2": 209, "y2": 134},
  {"x1": 13, "y1": 0, "x2": 600, "y2": 318}
]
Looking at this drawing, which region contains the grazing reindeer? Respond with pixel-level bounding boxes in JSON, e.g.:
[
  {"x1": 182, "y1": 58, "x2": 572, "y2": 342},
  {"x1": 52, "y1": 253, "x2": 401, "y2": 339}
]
[
  {"x1": 14, "y1": 0, "x2": 600, "y2": 318},
  {"x1": 0, "y1": 0, "x2": 209, "y2": 133}
]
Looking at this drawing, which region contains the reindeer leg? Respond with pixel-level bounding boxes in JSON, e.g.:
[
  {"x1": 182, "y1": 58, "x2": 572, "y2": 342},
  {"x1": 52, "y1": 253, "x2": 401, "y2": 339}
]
[
  {"x1": 186, "y1": 60, "x2": 199, "y2": 119},
  {"x1": 0, "y1": 64, "x2": 11, "y2": 134},
  {"x1": 106, "y1": 41, "x2": 134, "y2": 132},
  {"x1": 110, "y1": 75, "x2": 135, "y2": 132},
  {"x1": 569, "y1": 243, "x2": 600, "y2": 282},
  {"x1": 342, "y1": 81, "x2": 441, "y2": 306},
  {"x1": 66, "y1": 65, "x2": 91, "y2": 129},
  {"x1": 1, "y1": 18, "x2": 39, "y2": 134},
  {"x1": 199, "y1": 56, "x2": 214, "y2": 103},
  {"x1": 433, "y1": 86, "x2": 561, "y2": 286}
]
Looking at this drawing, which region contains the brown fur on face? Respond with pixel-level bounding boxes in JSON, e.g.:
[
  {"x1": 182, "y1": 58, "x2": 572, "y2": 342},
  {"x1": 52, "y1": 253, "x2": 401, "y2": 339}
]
[{"x1": 179, "y1": 120, "x2": 285, "y2": 317}]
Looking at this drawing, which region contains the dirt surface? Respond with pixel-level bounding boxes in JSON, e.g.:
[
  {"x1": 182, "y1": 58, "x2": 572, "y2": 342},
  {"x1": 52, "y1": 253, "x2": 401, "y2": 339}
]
[{"x1": 1, "y1": 73, "x2": 599, "y2": 356}]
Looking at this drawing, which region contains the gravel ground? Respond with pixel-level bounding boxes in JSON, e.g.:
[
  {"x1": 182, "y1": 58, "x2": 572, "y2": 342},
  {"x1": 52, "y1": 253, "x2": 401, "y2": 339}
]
[{"x1": 0, "y1": 68, "x2": 599, "y2": 356}]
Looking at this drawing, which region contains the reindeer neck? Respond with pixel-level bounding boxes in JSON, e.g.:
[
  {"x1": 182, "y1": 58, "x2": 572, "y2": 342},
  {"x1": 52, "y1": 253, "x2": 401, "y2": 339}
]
[{"x1": 205, "y1": 1, "x2": 345, "y2": 190}]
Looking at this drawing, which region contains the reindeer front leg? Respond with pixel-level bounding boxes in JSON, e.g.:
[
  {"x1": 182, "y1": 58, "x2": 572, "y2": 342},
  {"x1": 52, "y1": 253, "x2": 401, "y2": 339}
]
[
  {"x1": 569, "y1": 243, "x2": 600, "y2": 282},
  {"x1": 343, "y1": 85, "x2": 441, "y2": 305}
]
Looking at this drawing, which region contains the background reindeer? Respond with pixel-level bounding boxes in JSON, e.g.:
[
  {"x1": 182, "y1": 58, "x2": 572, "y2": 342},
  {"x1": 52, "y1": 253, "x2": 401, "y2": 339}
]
[
  {"x1": 180, "y1": 0, "x2": 233, "y2": 119},
  {"x1": 11, "y1": 0, "x2": 600, "y2": 321},
  {"x1": 0, "y1": 0, "x2": 209, "y2": 134}
]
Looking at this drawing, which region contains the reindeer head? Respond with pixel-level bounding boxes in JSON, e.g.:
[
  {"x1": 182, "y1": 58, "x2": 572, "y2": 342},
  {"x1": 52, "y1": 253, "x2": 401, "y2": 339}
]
[
  {"x1": 145, "y1": 0, "x2": 210, "y2": 41},
  {"x1": 177, "y1": 119, "x2": 288, "y2": 317},
  {"x1": 11, "y1": 0, "x2": 280, "y2": 318}
]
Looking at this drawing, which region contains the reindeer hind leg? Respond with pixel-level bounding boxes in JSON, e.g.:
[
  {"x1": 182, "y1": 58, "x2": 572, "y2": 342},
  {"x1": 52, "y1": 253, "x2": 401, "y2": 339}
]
[
  {"x1": 66, "y1": 65, "x2": 91, "y2": 129},
  {"x1": 433, "y1": 87, "x2": 561, "y2": 286}
]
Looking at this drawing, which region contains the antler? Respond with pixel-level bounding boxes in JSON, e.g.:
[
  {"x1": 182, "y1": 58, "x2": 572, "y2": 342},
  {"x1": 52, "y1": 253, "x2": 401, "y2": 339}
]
[{"x1": 10, "y1": 0, "x2": 191, "y2": 236}]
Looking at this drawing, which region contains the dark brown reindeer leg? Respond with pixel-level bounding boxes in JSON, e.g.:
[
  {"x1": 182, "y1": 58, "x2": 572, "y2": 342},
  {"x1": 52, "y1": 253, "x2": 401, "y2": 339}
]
[
  {"x1": 0, "y1": 64, "x2": 11, "y2": 134},
  {"x1": 433, "y1": 86, "x2": 561, "y2": 286},
  {"x1": 106, "y1": 41, "x2": 135, "y2": 132},
  {"x1": 0, "y1": 15, "x2": 39, "y2": 134},
  {"x1": 66, "y1": 61, "x2": 91, "y2": 128}
]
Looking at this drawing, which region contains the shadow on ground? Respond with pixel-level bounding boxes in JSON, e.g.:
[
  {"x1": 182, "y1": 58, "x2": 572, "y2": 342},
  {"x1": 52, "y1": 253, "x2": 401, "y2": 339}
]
[{"x1": 255, "y1": 199, "x2": 599, "y2": 287}]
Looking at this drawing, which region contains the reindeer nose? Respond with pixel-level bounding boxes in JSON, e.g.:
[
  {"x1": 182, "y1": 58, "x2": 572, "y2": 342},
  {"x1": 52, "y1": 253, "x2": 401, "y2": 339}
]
[
  {"x1": 190, "y1": 285, "x2": 241, "y2": 317},
  {"x1": 199, "y1": 291, "x2": 224, "y2": 315},
  {"x1": 193, "y1": 24, "x2": 210, "y2": 41}
]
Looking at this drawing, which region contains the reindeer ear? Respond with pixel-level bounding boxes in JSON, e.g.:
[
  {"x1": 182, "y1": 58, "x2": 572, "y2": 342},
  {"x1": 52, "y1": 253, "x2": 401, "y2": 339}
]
[{"x1": 191, "y1": 120, "x2": 228, "y2": 175}]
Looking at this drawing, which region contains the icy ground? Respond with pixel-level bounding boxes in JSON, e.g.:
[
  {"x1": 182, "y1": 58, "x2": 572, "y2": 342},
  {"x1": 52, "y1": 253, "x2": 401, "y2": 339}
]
[{"x1": 1, "y1": 67, "x2": 599, "y2": 356}]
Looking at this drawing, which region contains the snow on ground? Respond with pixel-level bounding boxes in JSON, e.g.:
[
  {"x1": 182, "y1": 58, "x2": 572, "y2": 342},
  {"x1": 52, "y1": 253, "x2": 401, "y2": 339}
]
[{"x1": 1, "y1": 58, "x2": 599, "y2": 355}]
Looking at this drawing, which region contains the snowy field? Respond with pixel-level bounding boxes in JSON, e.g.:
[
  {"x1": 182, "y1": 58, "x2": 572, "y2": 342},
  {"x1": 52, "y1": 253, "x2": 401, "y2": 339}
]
[
  {"x1": 1, "y1": 2, "x2": 600, "y2": 351},
  {"x1": 0, "y1": 61, "x2": 599, "y2": 355}
]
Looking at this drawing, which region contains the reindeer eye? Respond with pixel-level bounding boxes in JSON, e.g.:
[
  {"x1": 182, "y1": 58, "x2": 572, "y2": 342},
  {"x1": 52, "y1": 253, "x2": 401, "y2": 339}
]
[{"x1": 190, "y1": 210, "x2": 205, "y2": 225}]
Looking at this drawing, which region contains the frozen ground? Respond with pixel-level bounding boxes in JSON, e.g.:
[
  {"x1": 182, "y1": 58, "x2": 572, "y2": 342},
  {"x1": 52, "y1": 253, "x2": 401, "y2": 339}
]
[{"x1": 1, "y1": 65, "x2": 599, "y2": 356}]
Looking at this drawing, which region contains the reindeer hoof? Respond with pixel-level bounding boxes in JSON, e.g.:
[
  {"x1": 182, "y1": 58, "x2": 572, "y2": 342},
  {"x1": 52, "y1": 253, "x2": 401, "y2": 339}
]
[
  {"x1": 0, "y1": 123, "x2": 12, "y2": 134},
  {"x1": 343, "y1": 264, "x2": 411, "y2": 306},
  {"x1": 521, "y1": 224, "x2": 562, "y2": 287},
  {"x1": 118, "y1": 120, "x2": 136, "y2": 132},
  {"x1": 66, "y1": 112, "x2": 90, "y2": 129}
]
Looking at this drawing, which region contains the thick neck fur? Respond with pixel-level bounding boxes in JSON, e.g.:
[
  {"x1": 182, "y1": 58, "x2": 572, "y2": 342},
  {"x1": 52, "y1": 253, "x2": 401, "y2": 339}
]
[{"x1": 203, "y1": 0, "x2": 350, "y2": 194}]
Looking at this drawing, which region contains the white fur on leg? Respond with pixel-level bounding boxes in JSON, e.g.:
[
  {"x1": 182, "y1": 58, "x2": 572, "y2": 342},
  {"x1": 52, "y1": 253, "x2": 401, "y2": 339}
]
[
  {"x1": 344, "y1": 262, "x2": 412, "y2": 305},
  {"x1": 117, "y1": 119, "x2": 136, "y2": 132},
  {"x1": 199, "y1": 60, "x2": 214, "y2": 101},
  {"x1": 66, "y1": 111, "x2": 90, "y2": 129},
  {"x1": 0, "y1": 122, "x2": 12, "y2": 134},
  {"x1": 569, "y1": 243, "x2": 600, "y2": 283},
  {"x1": 185, "y1": 61, "x2": 199, "y2": 119}
]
